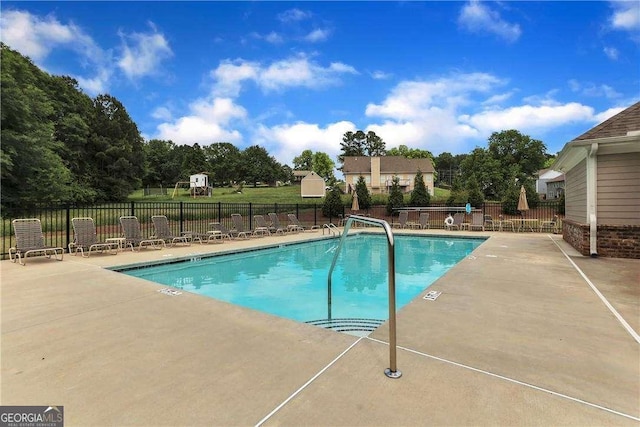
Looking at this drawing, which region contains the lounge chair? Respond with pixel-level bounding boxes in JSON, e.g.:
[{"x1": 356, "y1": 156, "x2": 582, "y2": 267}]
[
  {"x1": 253, "y1": 215, "x2": 272, "y2": 236},
  {"x1": 10, "y1": 218, "x2": 64, "y2": 265},
  {"x1": 231, "y1": 214, "x2": 252, "y2": 239},
  {"x1": 287, "y1": 213, "x2": 306, "y2": 232},
  {"x1": 415, "y1": 212, "x2": 430, "y2": 229},
  {"x1": 468, "y1": 212, "x2": 485, "y2": 231},
  {"x1": 391, "y1": 211, "x2": 409, "y2": 229},
  {"x1": 69, "y1": 217, "x2": 118, "y2": 257},
  {"x1": 151, "y1": 215, "x2": 190, "y2": 246},
  {"x1": 446, "y1": 213, "x2": 465, "y2": 231},
  {"x1": 119, "y1": 216, "x2": 166, "y2": 251},
  {"x1": 208, "y1": 222, "x2": 234, "y2": 240},
  {"x1": 268, "y1": 213, "x2": 287, "y2": 235}
]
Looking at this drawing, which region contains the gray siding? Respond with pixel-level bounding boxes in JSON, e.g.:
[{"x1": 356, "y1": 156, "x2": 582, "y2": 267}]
[
  {"x1": 597, "y1": 153, "x2": 640, "y2": 225},
  {"x1": 565, "y1": 159, "x2": 587, "y2": 223}
]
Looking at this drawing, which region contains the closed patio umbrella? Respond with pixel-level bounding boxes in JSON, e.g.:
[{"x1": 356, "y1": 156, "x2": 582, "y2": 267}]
[
  {"x1": 517, "y1": 185, "x2": 529, "y2": 213},
  {"x1": 351, "y1": 192, "x2": 359, "y2": 212}
]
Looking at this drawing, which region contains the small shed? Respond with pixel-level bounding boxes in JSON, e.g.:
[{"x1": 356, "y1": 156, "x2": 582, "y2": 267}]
[{"x1": 301, "y1": 171, "x2": 326, "y2": 198}]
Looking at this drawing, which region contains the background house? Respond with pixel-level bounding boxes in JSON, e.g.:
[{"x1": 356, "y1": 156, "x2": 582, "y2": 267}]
[
  {"x1": 545, "y1": 174, "x2": 565, "y2": 199},
  {"x1": 553, "y1": 101, "x2": 640, "y2": 259},
  {"x1": 535, "y1": 168, "x2": 564, "y2": 199},
  {"x1": 342, "y1": 156, "x2": 435, "y2": 196}
]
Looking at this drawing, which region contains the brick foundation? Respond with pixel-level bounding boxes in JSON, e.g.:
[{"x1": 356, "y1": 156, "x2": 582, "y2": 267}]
[{"x1": 562, "y1": 219, "x2": 640, "y2": 259}]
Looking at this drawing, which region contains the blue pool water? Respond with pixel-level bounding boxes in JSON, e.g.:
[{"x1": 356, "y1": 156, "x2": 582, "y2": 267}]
[{"x1": 121, "y1": 234, "x2": 483, "y2": 327}]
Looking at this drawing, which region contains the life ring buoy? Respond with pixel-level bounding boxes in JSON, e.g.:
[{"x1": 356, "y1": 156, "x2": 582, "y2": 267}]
[{"x1": 444, "y1": 215, "x2": 454, "y2": 226}]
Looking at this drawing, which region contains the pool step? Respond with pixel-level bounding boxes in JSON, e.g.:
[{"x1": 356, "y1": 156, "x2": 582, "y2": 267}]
[{"x1": 306, "y1": 318, "x2": 385, "y2": 333}]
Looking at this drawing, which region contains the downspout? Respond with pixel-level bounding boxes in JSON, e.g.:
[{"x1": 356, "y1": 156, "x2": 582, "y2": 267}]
[{"x1": 587, "y1": 143, "x2": 598, "y2": 257}]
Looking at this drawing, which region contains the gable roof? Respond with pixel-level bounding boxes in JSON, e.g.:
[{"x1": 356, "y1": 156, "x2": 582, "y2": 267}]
[
  {"x1": 573, "y1": 101, "x2": 640, "y2": 141},
  {"x1": 342, "y1": 156, "x2": 434, "y2": 174}
]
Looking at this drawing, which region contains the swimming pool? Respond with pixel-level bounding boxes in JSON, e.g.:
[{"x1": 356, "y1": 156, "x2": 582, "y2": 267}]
[{"x1": 121, "y1": 234, "x2": 483, "y2": 333}]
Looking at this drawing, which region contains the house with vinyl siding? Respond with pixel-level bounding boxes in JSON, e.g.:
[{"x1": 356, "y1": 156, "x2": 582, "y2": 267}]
[
  {"x1": 553, "y1": 101, "x2": 640, "y2": 259},
  {"x1": 342, "y1": 156, "x2": 435, "y2": 196}
]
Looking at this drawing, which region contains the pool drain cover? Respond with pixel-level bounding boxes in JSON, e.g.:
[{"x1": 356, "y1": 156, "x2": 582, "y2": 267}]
[{"x1": 423, "y1": 290, "x2": 441, "y2": 301}]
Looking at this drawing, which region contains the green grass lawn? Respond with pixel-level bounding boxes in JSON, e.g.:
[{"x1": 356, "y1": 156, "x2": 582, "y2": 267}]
[{"x1": 129, "y1": 185, "x2": 451, "y2": 204}]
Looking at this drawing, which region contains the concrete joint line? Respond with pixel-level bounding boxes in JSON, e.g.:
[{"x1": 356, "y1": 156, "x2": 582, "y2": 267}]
[
  {"x1": 548, "y1": 235, "x2": 640, "y2": 344},
  {"x1": 254, "y1": 337, "x2": 364, "y2": 427},
  {"x1": 367, "y1": 337, "x2": 640, "y2": 422}
]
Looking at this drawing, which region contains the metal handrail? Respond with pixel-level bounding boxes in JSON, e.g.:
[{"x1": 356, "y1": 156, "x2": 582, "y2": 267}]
[
  {"x1": 327, "y1": 214, "x2": 401, "y2": 379},
  {"x1": 322, "y1": 223, "x2": 341, "y2": 236}
]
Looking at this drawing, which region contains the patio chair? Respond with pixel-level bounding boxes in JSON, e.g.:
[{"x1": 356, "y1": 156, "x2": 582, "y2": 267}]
[
  {"x1": 483, "y1": 215, "x2": 496, "y2": 231},
  {"x1": 151, "y1": 215, "x2": 190, "y2": 246},
  {"x1": 498, "y1": 215, "x2": 515, "y2": 232},
  {"x1": 539, "y1": 215, "x2": 559, "y2": 233},
  {"x1": 10, "y1": 218, "x2": 64, "y2": 265},
  {"x1": 468, "y1": 212, "x2": 485, "y2": 231},
  {"x1": 253, "y1": 215, "x2": 272, "y2": 236},
  {"x1": 391, "y1": 211, "x2": 409, "y2": 229},
  {"x1": 69, "y1": 217, "x2": 118, "y2": 257},
  {"x1": 287, "y1": 213, "x2": 306, "y2": 232},
  {"x1": 119, "y1": 216, "x2": 166, "y2": 251},
  {"x1": 268, "y1": 212, "x2": 287, "y2": 235},
  {"x1": 231, "y1": 214, "x2": 252, "y2": 239}
]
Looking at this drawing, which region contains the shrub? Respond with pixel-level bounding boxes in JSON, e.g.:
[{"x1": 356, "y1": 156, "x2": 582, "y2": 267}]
[
  {"x1": 386, "y1": 176, "x2": 405, "y2": 215},
  {"x1": 355, "y1": 176, "x2": 372, "y2": 210},
  {"x1": 409, "y1": 170, "x2": 430, "y2": 207},
  {"x1": 322, "y1": 186, "x2": 344, "y2": 218}
]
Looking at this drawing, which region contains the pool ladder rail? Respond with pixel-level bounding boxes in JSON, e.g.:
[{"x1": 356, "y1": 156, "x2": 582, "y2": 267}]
[
  {"x1": 322, "y1": 223, "x2": 341, "y2": 236},
  {"x1": 327, "y1": 214, "x2": 401, "y2": 379}
]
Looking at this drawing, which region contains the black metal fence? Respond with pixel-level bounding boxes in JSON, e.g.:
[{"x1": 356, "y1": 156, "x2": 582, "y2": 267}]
[{"x1": 1, "y1": 200, "x2": 561, "y2": 260}]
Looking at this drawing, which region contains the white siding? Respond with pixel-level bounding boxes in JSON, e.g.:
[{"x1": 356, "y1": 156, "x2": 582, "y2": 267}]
[
  {"x1": 565, "y1": 159, "x2": 587, "y2": 223},
  {"x1": 597, "y1": 153, "x2": 640, "y2": 225}
]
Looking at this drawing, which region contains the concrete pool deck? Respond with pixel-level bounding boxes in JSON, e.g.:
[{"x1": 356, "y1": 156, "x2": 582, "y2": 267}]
[{"x1": 1, "y1": 229, "x2": 638, "y2": 426}]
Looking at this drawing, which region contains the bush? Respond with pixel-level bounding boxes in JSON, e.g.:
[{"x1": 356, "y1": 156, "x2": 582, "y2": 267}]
[
  {"x1": 556, "y1": 192, "x2": 565, "y2": 215},
  {"x1": 322, "y1": 186, "x2": 344, "y2": 218},
  {"x1": 466, "y1": 180, "x2": 484, "y2": 208},
  {"x1": 355, "y1": 176, "x2": 372, "y2": 210},
  {"x1": 386, "y1": 176, "x2": 405, "y2": 215},
  {"x1": 409, "y1": 170, "x2": 430, "y2": 207}
]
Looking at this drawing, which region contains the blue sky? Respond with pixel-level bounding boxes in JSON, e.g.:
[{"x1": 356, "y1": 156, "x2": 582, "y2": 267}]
[{"x1": 1, "y1": 1, "x2": 638, "y2": 167}]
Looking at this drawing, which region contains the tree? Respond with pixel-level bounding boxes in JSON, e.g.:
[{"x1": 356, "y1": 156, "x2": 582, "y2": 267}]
[
  {"x1": 293, "y1": 149, "x2": 313, "y2": 170},
  {"x1": 386, "y1": 176, "x2": 405, "y2": 215},
  {"x1": 354, "y1": 176, "x2": 372, "y2": 210},
  {"x1": 338, "y1": 130, "x2": 366, "y2": 164},
  {"x1": 143, "y1": 139, "x2": 176, "y2": 186},
  {"x1": 88, "y1": 94, "x2": 144, "y2": 201},
  {"x1": 487, "y1": 129, "x2": 547, "y2": 186},
  {"x1": 387, "y1": 144, "x2": 433, "y2": 160},
  {"x1": 434, "y1": 152, "x2": 468, "y2": 187},
  {"x1": 203, "y1": 142, "x2": 241, "y2": 186},
  {"x1": 322, "y1": 185, "x2": 344, "y2": 218},
  {"x1": 409, "y1": 170, "x2": 430, "y2": 207},
  {"x1": 1, "y1": 43, "x2": 73, "y2": 211},
  {"x1": 466, "y1": 179, "x2": 484, "y2": 208},
  {"x1": 458, "y1": 147, "x2": 503, "y2": 200},
  {"x1": 241, "y1": 145, "x2": 282, "y2": 187},
  {"x1": 311, "y1": 151, "x2": 335, "y2": 181},
  {"x1": 365, "y1": 131, "x2": 386, "y2": 156}
]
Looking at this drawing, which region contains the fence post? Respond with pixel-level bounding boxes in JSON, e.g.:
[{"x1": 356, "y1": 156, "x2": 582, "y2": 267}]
[
  {"x1": 314, "y1": 204, "x2": 318, "y2": 227},
  {"x1": 179, "y1": 201, "x2": 184, "y2": 234},
  {"x1": 66, "y1": 206, "x2": 71, "y2": 253},
  {"x1": 130, "y1": 201, "x2": 135, "y2": 216},
  {"x1": 249, "y1": 203, "x2": 253, "y2": 231},
  {"x1": 218, "y1": 202, "x2": 222, "y2": 222}
]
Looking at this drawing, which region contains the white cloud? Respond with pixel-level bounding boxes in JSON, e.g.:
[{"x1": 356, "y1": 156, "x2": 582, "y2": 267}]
[
  {"x1": 253, "y1": 121, "x2": 355, "y2": 166},
  {"x1": 211, "y1": 55, "x2": 358, "y2": 96},
  {"x1": 265, "y1": 32, "x2": 284, "y2": 44},
  {"x1": 458, "y1": 0, "x2": 522, "y2": 43},
  {"x1": 117, "y1": 23, "x2": 173, "y2": 79},
  {"x1": 154, "y1": 97, "x2": 247, "y2": 145},
  {"x1": 568, "y1": 80, "x2": 622, "y2": 99},
  {"x1": 277, "y1": 8, "x2": 311, "y2": 23},
  {"x1": 459, "y1": 103, "x2": 595, "y2": 135},
  {"x1": 609, "y1": 1, "x2": 640, "y2": 31},
  {"x1": 482, "y1": 92, "x2": 514, "y2": 105},
  {"x1": 371, "y1": 70, "x2": 393, "y2": 80},
  {"x1": 603, "y1": 46, "x2": 619, "y2": 60},
  {"x1": 304, "y1": 28, "x2": 330, "y2": 42},
  {"x1": 0, "y1": 9, "x2": 111, "y2": 94},
  {"x1": 594, "y1": 106, "x2": 626, "y2": 122},
  {"x1": 151, "y1": 106, "x2": 173, "y2": 121}
]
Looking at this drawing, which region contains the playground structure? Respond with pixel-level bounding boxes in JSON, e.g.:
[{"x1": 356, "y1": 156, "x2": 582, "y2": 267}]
[{"x1": 172, "y1": 173, "x2": 213, "y2": 198}]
